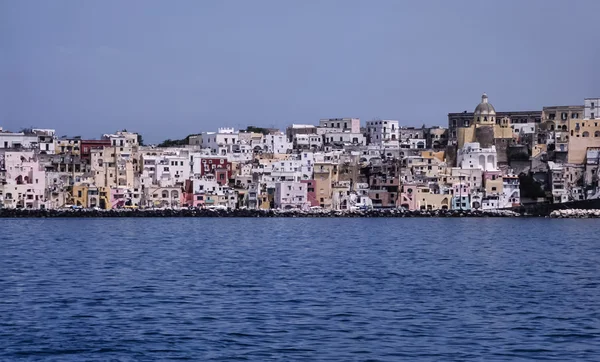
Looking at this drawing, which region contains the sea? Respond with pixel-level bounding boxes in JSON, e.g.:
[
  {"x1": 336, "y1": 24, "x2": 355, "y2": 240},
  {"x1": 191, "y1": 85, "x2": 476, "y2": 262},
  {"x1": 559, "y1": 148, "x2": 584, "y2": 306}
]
[{"x1": 1, "y1": 218, "x2": 599, "y2": 361}]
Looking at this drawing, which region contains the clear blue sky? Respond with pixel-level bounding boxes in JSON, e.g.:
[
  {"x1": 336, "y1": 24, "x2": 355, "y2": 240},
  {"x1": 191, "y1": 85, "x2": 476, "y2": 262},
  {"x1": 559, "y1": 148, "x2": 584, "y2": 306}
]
[{"x1": 1, "y1": 0, "x2": 598, "y2": 143}]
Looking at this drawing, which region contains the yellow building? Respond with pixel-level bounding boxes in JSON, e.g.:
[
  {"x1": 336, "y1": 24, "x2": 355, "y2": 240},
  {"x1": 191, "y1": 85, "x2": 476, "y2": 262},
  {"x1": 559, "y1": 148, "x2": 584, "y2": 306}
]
[
  {"x1": 258, "y1": 192, "x2": 270, "y2": 209},
  {"x1": 415, "y1": 186, "x2": 451, "y2": 210},
  {"x1": 97, "y1": 187, "x2": 112, "y2": 209},
  {"x1": 532, "y1": 144, "x2": 547, "y2": 158},
  {"x1": 72, "y1": 184, "x2": 88, "y2": 207},
  {"x1": 55, "y1": 138, "x2": 81, "y2": 155},
  {"x1": 90, "y1": 147, "x2": 136, "y2": 188},
  {"x1": 420, "y1": 150, "x2": 445, "y2": 163},
  {"x1": 313, "y1": 162, "x2": 338, "y2": 208},
  {"x1": 567, "y1": 118, "x2": 600, "y2": 164},
  {"x1": 484, "y1": 174, "x2": 504, "y2": 195}
]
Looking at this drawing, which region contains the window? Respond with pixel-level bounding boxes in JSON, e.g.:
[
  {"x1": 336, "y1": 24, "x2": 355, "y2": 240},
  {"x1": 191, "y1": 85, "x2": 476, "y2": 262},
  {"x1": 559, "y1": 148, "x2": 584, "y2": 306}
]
[{"x1": 592, "y1": 113, "x2": 595, "y2": 119}]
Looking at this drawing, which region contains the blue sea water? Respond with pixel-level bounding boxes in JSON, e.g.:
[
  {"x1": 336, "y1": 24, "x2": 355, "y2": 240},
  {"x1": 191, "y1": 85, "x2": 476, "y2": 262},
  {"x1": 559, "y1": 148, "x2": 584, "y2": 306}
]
[{"x1": 1, "y1": 218, "x2": 599, "y2": 361}]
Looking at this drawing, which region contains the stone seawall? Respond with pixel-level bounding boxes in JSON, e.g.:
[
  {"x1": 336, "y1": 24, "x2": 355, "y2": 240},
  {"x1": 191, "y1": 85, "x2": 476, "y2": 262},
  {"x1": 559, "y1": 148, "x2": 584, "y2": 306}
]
[
  {"x1": 510, "y1": 198, "x2": 600, "y2": 216},
  {"x1": 550, "y1": 209, "x2": 600, "y2": 218},
  {"x1": 0, "y1": 208, "x2": 521, "y2": 218}
]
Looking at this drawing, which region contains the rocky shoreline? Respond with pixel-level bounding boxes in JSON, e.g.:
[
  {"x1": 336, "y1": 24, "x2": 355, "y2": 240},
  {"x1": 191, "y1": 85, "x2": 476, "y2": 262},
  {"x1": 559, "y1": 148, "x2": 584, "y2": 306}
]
[
  {"x1": 549, "y1": 209, "x2": 600, "y2": 218},
  {"x1": 0, "y1": 208, "x2": 523, "y2": 218}
]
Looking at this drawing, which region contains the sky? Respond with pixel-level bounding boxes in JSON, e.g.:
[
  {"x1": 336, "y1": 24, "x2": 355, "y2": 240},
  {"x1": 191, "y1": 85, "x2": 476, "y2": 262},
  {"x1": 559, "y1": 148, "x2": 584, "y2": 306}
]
[{"x1": 1, "y1": 0, "x2": 599, "y2": 143}]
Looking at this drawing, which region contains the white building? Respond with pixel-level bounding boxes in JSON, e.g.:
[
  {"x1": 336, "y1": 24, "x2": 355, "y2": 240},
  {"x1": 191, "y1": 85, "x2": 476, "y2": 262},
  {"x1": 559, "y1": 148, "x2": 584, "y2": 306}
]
[
  {"x1": 511, "y1": 123, "x2": 536, "y2": 135},
  {"x1": 154, "y1": 154, "x2": 190, "y2": 187},
  {"x1": 322, "y1": 131, "x2": 366, "y2": 146},
  {"x1": 319, "y1": 118, "x2": 361, "y2": 133},
  {"x1": 366, "y1": 120, "x2": 399, "y2": 145},
  {"x1": 202, "y1": 128, "x2": 240, "y2": 155},
  {"x1": 238, "y1": 131, "x2": 264, "y2": 150},
  {"x1": 34, "y1": 129, "x2": 56, "y2": 154},
  {"x1": 499, "y1": 175, "x2": 520, "y2": 208},
  {"x1": 548, "y1": 161, "x2": 568, "y2": 203},
  {"x1": 263, "y1": 133, "x2": 292, "y2": 154},
  {"x1": 103, "y1": 130, "x2": 139, "y2": 148},
  {"x1": 294, "y1": 134, "x2": 323, "y2": 150},
  {"x1": 227, "y1": 144, "x2": 253, "y2": 162},
  {"x1": 0, "y1": 131, "x2": 38, "y2": 149},
  {"x1": 274, "y1": 181, "x2": 309, "y2": 210},
  {"x1": 405, "y1": 138, "x2": 426, "y2": 149},
  {"x1": 584, "y1": 98, "x2": 599, "y2": 120},
  {"x1": 270, "y1": 159, "x2": 313, "y2": 182},
  {"x1": 457, "y1": 142, "x2": 498, "y2": 171},
  {"x1": 481, "y1": 195, "x2": 500, "y2": 210}
]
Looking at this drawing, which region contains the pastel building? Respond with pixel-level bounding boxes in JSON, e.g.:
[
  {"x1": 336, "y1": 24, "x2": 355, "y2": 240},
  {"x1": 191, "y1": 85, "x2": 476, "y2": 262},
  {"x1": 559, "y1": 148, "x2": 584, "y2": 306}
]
[
  {"x1": 0, "y1": 151, "x2": 47, "y2": 209},
  {"x1": 451, "y1": 183, "x2": 470, "y2": 210},
  {"x1": 274, "y1": 181, "x2": 309, "y2": 210}
]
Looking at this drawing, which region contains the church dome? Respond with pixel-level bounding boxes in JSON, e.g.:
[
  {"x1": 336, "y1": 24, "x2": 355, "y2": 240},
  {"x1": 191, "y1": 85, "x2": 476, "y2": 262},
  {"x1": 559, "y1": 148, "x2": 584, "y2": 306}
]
[{"x1": 474, "y1": 93, "x2": 496, "y2": 116}]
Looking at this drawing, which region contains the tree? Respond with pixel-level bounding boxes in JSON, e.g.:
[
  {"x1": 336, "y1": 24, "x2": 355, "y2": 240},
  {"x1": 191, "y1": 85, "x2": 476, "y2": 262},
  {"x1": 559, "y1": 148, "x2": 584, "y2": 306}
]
[
  {"x1": 518, "y1": 173, "x2": 546, "y2": 199},
  {"x1": 137, "y1": 134, "x2": 144, "y2": 146},
  {"x1": 245, "y1": 126, "x2": 270, "y2": 135}
]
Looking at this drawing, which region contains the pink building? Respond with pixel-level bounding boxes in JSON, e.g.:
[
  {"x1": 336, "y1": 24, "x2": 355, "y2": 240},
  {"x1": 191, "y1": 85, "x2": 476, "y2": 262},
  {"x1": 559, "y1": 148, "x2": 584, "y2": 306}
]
[
  {"x1": 398, "y1": 184, "x2": 417, "y2": 210},
  {"x1": 1, "y1": 151, "x2": 47, "y2": 209},
  {"x1": 300, "y1": 180, "x2": 319, "y2": 207}
]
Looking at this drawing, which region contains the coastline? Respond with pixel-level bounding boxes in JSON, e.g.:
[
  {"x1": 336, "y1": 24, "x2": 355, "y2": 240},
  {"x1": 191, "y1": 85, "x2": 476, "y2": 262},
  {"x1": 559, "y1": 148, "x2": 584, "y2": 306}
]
[
  {"x1": 0, "y1": 208, "x2": 524, "y2": 218},
  {"x1": 2, "y1": 208, "x2": 599, "y2": 218}
]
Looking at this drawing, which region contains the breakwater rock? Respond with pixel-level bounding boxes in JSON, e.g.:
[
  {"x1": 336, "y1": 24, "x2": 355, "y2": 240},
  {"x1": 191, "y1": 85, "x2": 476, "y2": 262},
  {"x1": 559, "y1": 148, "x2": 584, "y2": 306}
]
[
  {"x1": 550, "y1": 209, "x2": 600, "y2": 218},
  {"x1": 0, "y1": 208, "x2": 521, "y2": 218}
]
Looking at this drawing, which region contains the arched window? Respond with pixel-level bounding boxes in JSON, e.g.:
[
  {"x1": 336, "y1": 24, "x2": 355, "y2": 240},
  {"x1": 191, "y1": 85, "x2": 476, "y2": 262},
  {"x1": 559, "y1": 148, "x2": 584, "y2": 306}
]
[
  {"x1": 479, "y1": 155, "x2": 486, "y2": 169},
  {"x1": 487, "y1": 155, "x2": 495, "y2": 169},
  {"x1": 562, "y1": 125, "x2": 567, "y2": 131},
  {"x1": 484, "y1": 117, "x2": 487, "y2": 122},
  {"x1": 162, "y1": 191, "x2": 169, "y2": 199},
  {"x1": 477, "y1": 117, "x2": 480, "y2": 123},
  {"x1": 550, "y1": 124, "x2": 555, "y2": 131},
  {"x1": 171, "y1": 190, "x2": 179, "y2": 199},
  {"x1": 583, "y1": 131, "x2": 590, "y2": 137},
  {"x1": 595, "y1": 131, "x2": 600, "y2": 137}
]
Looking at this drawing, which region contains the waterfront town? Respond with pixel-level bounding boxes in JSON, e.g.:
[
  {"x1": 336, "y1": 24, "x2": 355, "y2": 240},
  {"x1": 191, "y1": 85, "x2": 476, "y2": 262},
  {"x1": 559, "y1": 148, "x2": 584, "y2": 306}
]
[{"x1": 1, "y1": 94, "x2": 600, "y2": 212}]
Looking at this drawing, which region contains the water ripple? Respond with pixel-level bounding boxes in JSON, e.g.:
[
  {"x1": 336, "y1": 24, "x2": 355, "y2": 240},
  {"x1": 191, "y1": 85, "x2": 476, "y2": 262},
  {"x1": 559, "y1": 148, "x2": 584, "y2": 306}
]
[{"x1": 0, "y1": 218, "x2": 599, "y2": 361}]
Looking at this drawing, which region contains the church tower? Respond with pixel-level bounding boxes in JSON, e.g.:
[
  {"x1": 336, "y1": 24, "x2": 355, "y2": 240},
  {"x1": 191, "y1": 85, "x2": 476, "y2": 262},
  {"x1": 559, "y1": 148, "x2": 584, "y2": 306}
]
[{"x1": 474, "y1": 93, "x2": 496, "y2": 125}]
